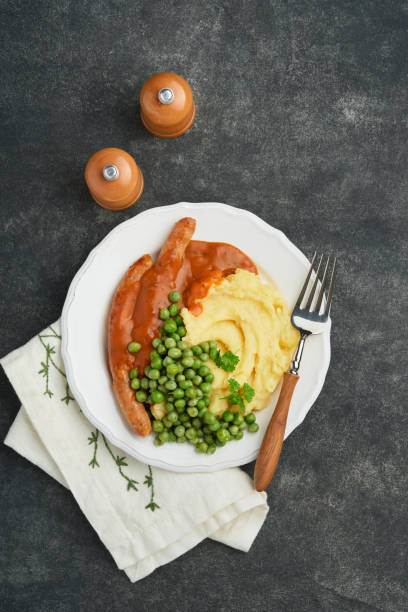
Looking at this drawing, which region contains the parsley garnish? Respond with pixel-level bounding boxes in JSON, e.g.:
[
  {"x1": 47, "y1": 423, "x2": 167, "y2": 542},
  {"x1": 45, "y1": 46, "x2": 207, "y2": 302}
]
[
  {"x1": 221, "y1": 378, "x2": 255, "y2": 413},
  {"x1": 213, "y1": 349, "x2": 239, "y2": 372}
]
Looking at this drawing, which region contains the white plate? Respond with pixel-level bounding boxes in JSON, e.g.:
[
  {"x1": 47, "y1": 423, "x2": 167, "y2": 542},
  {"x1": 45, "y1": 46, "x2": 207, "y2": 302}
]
[{"x1": 62, "y1": 202, "x2": 330, "y2": 472}]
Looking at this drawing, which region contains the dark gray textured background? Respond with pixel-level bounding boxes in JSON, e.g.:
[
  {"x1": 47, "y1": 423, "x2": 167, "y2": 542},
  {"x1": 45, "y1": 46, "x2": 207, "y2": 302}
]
[{"x1": 1, "y1": 1, "x2": 407, "y2": 610}]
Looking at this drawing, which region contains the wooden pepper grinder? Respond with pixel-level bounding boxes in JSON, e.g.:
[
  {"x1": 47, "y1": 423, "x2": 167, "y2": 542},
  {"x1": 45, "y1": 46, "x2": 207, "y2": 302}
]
[
  {"x1": 140, "y1": 72, "x2": 196, "y2": 138},
  {"x1": 85, "y1": 147, "x2": 144, "y2": 211}
]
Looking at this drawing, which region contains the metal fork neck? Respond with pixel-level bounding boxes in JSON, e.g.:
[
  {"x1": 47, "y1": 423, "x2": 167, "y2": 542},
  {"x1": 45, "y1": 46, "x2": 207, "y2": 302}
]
[{"x1": 289, "y1": 331, "x2": 309, "y2": 375}]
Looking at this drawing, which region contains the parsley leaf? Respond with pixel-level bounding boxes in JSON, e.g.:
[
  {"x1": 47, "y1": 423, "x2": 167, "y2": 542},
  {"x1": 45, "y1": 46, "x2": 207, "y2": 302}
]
[
  {"x1": 213, "y1": 350, "x2": 239, "y2": 372},
  {"x1": 220, "y1": 378, "x2": 255, "y2": 413},
  {"x1": 242, "y1": 383, "x2": 255, "y2": 403}
]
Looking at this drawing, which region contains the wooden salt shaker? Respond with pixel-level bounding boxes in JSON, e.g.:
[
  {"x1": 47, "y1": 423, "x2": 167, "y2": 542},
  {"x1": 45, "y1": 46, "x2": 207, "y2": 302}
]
[
  {"x1": 85, "y1": 147, "x2": 144, "y2": 211},
  {"x1": 140, "y1": 72, "x2": 196, "y2": 138}
]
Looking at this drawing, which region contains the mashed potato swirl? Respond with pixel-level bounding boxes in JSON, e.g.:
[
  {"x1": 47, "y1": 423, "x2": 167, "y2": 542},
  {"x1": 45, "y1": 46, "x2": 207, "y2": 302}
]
[{"x1": 182, "y1": 269, "x2": 299, "y2": 417}]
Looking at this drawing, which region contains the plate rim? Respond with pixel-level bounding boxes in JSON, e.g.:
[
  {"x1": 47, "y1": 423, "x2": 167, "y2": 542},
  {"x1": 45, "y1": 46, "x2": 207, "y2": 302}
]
[{"x1": 61, "y1": 202, "x2": 330, "y2": 472}]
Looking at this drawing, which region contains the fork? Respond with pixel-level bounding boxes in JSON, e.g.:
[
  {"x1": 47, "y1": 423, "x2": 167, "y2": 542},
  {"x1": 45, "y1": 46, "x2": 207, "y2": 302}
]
[{"x1": 254, "y1": 252, "x2": 337, "y2": 492}]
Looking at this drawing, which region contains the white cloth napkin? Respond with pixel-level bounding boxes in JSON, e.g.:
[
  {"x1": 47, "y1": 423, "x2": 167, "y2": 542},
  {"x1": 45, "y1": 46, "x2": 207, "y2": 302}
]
[{"x1": 2, "y1": 321, "x2": 268, "y2": 582}]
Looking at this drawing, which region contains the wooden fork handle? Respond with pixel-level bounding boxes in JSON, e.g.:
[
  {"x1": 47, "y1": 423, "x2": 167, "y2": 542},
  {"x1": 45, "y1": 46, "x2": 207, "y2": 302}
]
[{"x1": 254, "y1": 372, "x2": 299, "y2": 492}]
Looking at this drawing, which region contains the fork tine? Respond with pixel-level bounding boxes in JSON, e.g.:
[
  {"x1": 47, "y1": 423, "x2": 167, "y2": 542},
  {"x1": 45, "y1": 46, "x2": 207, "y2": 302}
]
[
  {"x1": 304, "y1": 254, "x2": 323, "y2": 311},
  {"x1": 294, "y1": 252, "x2": 317, "y2": 309},
  {"x1": 324, "y1": 257, "x2": 337, "y2": 316},
  {"x1": 313, "y1": 255, "x2": 330, "y2": 313}
]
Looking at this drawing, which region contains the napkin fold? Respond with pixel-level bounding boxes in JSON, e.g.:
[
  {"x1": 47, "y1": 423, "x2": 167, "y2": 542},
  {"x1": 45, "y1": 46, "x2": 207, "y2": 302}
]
[{"x1": 2, "y1": 321, "x2": 268, "y2": 582}]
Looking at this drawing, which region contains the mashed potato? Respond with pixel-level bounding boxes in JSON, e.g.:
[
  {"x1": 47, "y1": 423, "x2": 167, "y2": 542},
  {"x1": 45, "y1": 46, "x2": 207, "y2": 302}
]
[{"x1": 182, "y1": 269, "x2": 299, "y2": 417}]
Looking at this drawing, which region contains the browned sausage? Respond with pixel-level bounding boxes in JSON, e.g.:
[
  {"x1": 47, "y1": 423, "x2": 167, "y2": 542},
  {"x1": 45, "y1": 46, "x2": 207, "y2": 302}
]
[{"x1": 108, "y1": 254, "x2": 153, "y2": 436}]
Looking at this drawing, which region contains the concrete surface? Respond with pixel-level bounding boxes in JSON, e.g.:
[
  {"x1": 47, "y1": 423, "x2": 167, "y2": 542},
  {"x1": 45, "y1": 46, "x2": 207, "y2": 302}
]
[{"x1": 1, "y1": 1, "x2": 407, "y2": 610}]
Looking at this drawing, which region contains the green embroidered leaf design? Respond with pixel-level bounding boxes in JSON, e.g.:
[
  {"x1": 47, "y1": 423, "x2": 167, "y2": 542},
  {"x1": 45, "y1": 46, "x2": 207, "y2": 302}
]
[
  {"x1": 115, "y1": 456, "x2": 128, "y2": 467},
  {"x1": 145, "y1": 502, "x2": 160, "y2": 512},
  {"x1": 88, "y1": 430, "x2": 100, "y2": 469},
  {"x1": 37, "y1": 327, "x2": 74, "y2": 403}
]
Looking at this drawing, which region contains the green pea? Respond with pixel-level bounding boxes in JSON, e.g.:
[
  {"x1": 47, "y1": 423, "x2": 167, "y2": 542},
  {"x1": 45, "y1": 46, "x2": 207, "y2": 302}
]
[
  {"x1": 188, "y1": 437, "x2": 199, "y2": 445},
  {"x1": 136, "y1": 390, "x2": 147, "y2": 402},
  {"x1": 154, "y1": 437, "x2": 164, "y2": 446},
  {"x1": 215, "y1": 439, "x2": 226, "y2": 447},
  {"x1": 188, "y1": 398, "x2": 198, "y2": 407},
  {"x1": 167, "y1": 364, "x2": 179, "y2": 377},
  {"x1": 223, "y1": 410, "x2": 234, "y2": 422},
  {"x1": 163, "y1": 356, "x2": 174, "y2": 367},
  {"x1": 185, "y1": 387, "x2": 196, "y2": 399},
  {"x1": 204, "y1": 434, "x2": 215, "y2": 445},
  {"x1": 130, "y1": 378, "x2": 140, "y2": 390},
  {"x1": 193, "y1": 359, "x2": 201, "y2": 370},
  {"x1": 165, "y1": 380, "x2": 176, "y2": 391},
  {"x1": 203, "y1": 411, "x2": 216, "y2": 425},
  {"x1": 235, "y1": 430, "x2": 244, "y2": 440},
  {"x1": 148, "y1": 380, "x2": 157, "y2": 390},
  {"x1": 200, "y1": 342, "x2": 209, "y2": 353},
  {"x1": 196, "y1": 442, "x2": 208, "y2": 453},
  {"x1": 173, "y1": 388, "x2": 185, "y2": 399},
  {"x1": 217, "y1": 428, "x2": 231, "y2": 443},
  {"x1": 158, "y1": 375, "x2": 167, "y2": 385},
  {"x1": 229, "y1": 424, "x2": 239, "y2": 436},
  {"x1": 160, "y1": 308, "x2": 170, "y2": 320},
  {"x1": 245, "y1": 413, "x2": 256, "y2": 424},
  {"x1": 168, "y1": 304, "x2": 179, "y2": 317},
  {"x1": 192, "y1": 345, "x2": 202, "y2": 356},
  {"x1": 168, "y1": 431, "x2": 177, "y2": 442},
  {"x1": 176, "y1": 373, "x2": 185, "y2": 381},
  {"x1": 207, "y1": 444, "x2": 216, "y2": 455},
  {"x1": 197, "y1": 428, "x2": 204, "y2": 437},
  {"x1": 209, "y1": 348, "x2": 218, "y2": 360},
  {"x1": 185, "y1": 368, "x2": 195, "y2": 379},
  {"x1": 203, "y1": 395, "x2": 211, "y2": 406},
  {"x1": 150, "y1": 349, "x2": 160, "y2": 360},
  {"x1": 209, "y1": 422, "x2": 221, "y2": 432},
  {"x1": 170, "y1": 332, "x2": 180, "y2": 341},
  {"x1": 174, "y1": 398, "x2": 186, "y2": 409},
  {"x1": 233, "y1": 413, "x2": 244, "y2": 425},
  {"x1": 152, "y1": 420, "x2": 164, "y2": 432},
  {"x1": 174, "y1": 425, "x2": 185, "y2": 437},
  {"x1": 162, "y1": 416, "x2": 172, "y2": 428},
  {"x1": 166, "y1": 411, "x2": 178, "y2": 424},
  {"x1": 141, "y1": 377, "x2": 149, "y2": 389},
  {"x1": 157, "y1": 343, "x2": 167, "y2": 355},
  {"x1": 173, "y1": 314, "x2": 182, "y2": 324},
  {"x1": 221, "y1": 422, "x2": 229, "y2": 429},
  {"x1": 187, "y1": 406, "x2": 198, "y2": 418},
  {"x1": 197, "y1": 401, "x2": 206, "y2": 412},
  {"x1": 150, "y1": 357, "x2": 162, "y2": 370},
  {"x1": 168, "y1": 347, "x2": 181, "y2": 359},
  {"x1": 203, "y1": 425, "x2": 211, "y2": 434},
  {"x1": 182, "y1": 349, "x2": 193, "y2": 359},
  {"x1": 193, "y1": 375, "x2": 202, "y2": 386},
  {"x1": 199, "y1": 352, "x2": 209, "y2": 362},
  {"x1": 185, "y1": 427, "x2": 196, "y2": 440},
  {"x1": 128, "y1": 341, "x2": 141, "y2": 353},
  {"x1": 164, "y1": 319, "x2": 177, "y2": 334},
  {"x1": 209, "y1": 340, "x2": 217, "y2": 349},
  {"x1": 195, "y1": 388, "x2": 203, "y2": 398},
  {"x1": 152, "y1": 338, "x2": 161, "y2": 348},
  {"x1": 177, "y1": 326, "x2": 186, "y2": 337},
  {"x1": 248, "y1": 423, "x2": 259, "y2": 433},
  {"x1": 200, "y1": 382, "x2": 211, "y2": 394},
  {"x1": 205, "y1": 374, "x2": 215, "y2": 383},
  {"x1": 159, "y1": 431, "x2": 169, "y2": 442},
  {"x1": 176, "y1": 436, "x2": 187, "y2": 443},
  {"x1": 198, "y1": 365, "x2": 209, "y2": 377},
  {"x1": 165, "y1": 402, "x2": 174, "y2": 412},
  {"x1": 192, "y1": 417, "x2": 201, "y2": 429},
  {"x1": 177, "y1": 341, "x2": 188, "y2": 351},
  {"x1": 129, "y1": 368, "x2": 138, "y2": 379},
  {"x1": 148, "y1": 368, "x2": 160, "y2": 380},
  {"x1": 179, "y1": 380, "x2": 192, "y2": 390},
  {"x1": 183, "y1": 420, "x2": 192, "y2": 429},
  {"x1": 151, "y1": 390, "x2": 164, "y2": 404},
  {"x1": 239, "y1": 422, "x2": 247, "y2": 431},
  {"x1": 169, "y1": 290, "x2": 181, "y2": 303},
  {"x1": 179, "y1": 357, "x2": 192, "y2": 368},
  {"x1": 163, "y1": 337, "x2": 175, "y2": 350}
]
